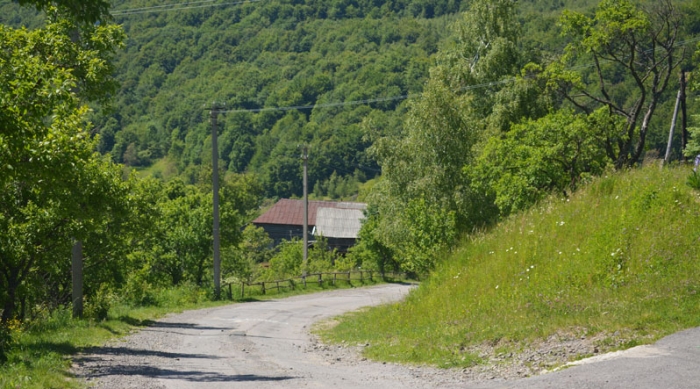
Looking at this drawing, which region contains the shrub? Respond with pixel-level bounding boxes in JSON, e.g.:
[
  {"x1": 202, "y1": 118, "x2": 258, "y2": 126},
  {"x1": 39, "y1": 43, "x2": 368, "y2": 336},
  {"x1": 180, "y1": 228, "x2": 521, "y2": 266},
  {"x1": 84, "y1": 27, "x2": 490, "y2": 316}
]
[
  {"x1": 84, "y1": 284, "x2": 115, "y2": 321},
  {"x1": 687, "y1": 170, "x2": 700, "y2": 190}
]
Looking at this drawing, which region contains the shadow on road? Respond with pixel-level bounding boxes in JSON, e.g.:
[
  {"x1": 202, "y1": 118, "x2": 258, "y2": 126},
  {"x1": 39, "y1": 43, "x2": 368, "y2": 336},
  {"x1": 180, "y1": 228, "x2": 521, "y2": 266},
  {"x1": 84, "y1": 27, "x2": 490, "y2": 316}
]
[
  {"x1": 76, "y1": 346, "x2": 218, "y2": 360},
  {"x1": 83, "y1": 363, "x2": 296, "y2": 382}
]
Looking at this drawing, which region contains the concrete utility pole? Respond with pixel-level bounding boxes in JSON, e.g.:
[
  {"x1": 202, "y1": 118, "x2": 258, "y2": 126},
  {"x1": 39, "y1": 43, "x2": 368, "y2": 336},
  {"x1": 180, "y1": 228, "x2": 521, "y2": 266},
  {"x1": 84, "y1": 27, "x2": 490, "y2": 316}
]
[
  {"x1": 680, "y1": 72, "x2": 688, "y2": 160},
  {"x1": 664, "y1": 84, "x2": 683, "y2": 165},
  {"x1": 71, "y1": 240, "x2": 83, "y2": 318},
  {"x1": 301, "y1": 145, "x2": 309, "y2": 283},
  {"x1": 209, "y1": 103, "x2": 222, "y2": 299}
]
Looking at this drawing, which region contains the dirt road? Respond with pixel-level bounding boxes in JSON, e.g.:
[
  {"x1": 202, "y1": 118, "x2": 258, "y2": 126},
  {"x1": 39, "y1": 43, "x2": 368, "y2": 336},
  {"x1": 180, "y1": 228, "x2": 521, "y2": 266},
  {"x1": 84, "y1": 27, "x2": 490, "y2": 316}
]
[
  {"x1": 74, "y1": 283, "x2": 473, "y2": 389},
  {"x1": 74, "y1": 283, "x2": 700, "y2": 389}
]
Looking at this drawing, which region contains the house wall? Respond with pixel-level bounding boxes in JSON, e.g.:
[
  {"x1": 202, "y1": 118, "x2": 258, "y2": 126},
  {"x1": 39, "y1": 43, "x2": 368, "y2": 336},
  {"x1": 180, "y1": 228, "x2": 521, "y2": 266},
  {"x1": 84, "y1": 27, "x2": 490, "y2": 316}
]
[{"x1": 256, "y1": 223, "x2": 310, "y2": 246}]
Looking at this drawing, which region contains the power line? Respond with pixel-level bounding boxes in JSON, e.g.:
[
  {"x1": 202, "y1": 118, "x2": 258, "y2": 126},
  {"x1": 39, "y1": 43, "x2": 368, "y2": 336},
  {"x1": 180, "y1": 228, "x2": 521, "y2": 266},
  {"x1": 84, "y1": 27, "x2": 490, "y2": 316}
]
[
  {"x1": 112, "y1": 0, "x2": 220, "y2": 14},
  {"x1": 112, "y1": 0, "x2": 263, "y2": 16},
  {"x1": 217, "y1": 35, "x2": 700, "y2": 116}
]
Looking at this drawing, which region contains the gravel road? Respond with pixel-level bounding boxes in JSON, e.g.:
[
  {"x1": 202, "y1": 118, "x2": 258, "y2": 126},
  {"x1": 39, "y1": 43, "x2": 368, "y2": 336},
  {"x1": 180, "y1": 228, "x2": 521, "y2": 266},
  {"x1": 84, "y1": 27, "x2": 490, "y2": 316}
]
[
  {"x1": 72, "y1": 283, "x2": 700, "y2": 389},
  {"x1": 73, "y1": 283, "x2": 474, "y2": 389}
]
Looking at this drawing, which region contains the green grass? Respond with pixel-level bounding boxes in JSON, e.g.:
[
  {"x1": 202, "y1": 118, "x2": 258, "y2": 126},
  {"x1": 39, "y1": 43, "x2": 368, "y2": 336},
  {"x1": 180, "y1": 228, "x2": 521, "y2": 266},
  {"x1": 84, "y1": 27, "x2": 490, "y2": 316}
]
[
  {"x1": 133, "y1": 157, "x2": 179, "y2": 180},
  {"x1": 0, "y1": 277, "x2": 388, "y2": 388},
  {"x1": 320, "y1": 165, "x2": 700, "y2": 368}
]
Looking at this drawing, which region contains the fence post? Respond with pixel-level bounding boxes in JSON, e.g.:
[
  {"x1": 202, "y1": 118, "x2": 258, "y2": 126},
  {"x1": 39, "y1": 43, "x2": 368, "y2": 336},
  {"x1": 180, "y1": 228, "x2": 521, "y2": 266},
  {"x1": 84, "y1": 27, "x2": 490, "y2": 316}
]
[
  {"x1": 228, "y1": 283, "x2": 232, "y2": 300},
  {"x1": 318, "y1": 273, "x2": 322, "y2": 285},
  {"x1": 261, "y1": 282, "x2": 266, "y2": 295},
  {"x1": 369, "y1": 271, "x2": 373, "y2": 281},
  {"x1": 360, "y1": 271, "x2": 363, "y2": 281},
  {"x1": 303, "y1": 275, "x2": 306, "y2": 288},
  {"x1": 241, "y1": 282, "x2": 245, "y2": 299},
  {"x1": 333, "y1": 273, "x2": 337, "y2": 285}
]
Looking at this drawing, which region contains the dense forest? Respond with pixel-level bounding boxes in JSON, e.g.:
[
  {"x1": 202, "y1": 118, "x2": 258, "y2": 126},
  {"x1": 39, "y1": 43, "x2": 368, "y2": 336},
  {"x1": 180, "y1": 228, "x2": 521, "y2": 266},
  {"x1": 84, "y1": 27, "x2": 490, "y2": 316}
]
[
  {"x1": 98, "y1": 0, "x2": 466, "y2": 199},
  {"x1": 7, "y1": 0, "x2": 686, "y2": 200},
  {"x1": 2, "y1": 0, "x2": 700, "y2": 351}
]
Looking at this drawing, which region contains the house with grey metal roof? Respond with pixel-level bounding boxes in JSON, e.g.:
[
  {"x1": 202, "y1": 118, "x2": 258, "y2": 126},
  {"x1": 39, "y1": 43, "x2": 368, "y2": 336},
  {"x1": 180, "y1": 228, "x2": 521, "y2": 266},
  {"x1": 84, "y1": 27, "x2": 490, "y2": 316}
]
[
  {"x1": 251, "y1": 199, "x2": 366, "y2": 251},
  {"x1": 312, "y1": 207, "x2": 365, "y2": 253}
]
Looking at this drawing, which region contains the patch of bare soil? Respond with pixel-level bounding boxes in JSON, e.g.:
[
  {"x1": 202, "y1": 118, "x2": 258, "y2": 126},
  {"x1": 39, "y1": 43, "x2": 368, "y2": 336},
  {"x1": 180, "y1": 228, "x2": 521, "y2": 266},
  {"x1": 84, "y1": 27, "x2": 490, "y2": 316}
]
[{"x1": 309, "y1": 327, "x2": 649, "y2": 382}]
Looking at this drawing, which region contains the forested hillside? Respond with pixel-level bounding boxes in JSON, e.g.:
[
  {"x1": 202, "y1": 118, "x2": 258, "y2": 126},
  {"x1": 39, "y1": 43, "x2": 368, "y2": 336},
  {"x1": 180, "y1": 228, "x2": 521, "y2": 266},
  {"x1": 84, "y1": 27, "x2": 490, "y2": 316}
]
[
  {"x1": 7, "y1": 0, "x2": 689, "y2": 200},
  {"x1": 100, "y1": 0, "x2": 465, "y2": 199},
  {"x1": 100, "y1": 0, "x2": 700, "y2": 200}
]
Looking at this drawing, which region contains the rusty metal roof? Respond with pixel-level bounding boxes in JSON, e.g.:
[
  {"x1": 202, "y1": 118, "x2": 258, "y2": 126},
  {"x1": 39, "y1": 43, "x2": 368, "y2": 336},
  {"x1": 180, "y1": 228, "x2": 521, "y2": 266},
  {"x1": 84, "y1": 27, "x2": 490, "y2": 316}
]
[{"x1": 252, "y1": 199, "x2": 366, "y2": 226}]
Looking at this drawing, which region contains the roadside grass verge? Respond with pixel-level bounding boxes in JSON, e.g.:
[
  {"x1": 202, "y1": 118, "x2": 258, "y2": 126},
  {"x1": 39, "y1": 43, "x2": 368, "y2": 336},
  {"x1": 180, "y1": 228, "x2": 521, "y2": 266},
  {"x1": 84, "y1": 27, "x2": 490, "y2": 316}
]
[
  {"x1": 320, "y1": 166, "x2": 700, "y2": 369},
  {"x1": 0, "y1": 276, "x2": 388, "y2": 388}
]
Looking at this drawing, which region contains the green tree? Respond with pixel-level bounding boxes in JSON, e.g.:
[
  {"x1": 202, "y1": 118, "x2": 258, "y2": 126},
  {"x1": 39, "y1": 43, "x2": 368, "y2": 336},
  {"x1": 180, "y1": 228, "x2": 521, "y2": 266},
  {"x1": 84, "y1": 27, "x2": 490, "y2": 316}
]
[
  {"x1": 547, "y1": 0, "x2": 683, "y2": 168},
  {"x1": 223, "y1": 225, "x2": 273, "y2": 283},
  {"x1": 0, "y1": 11, "x2": 125, "y2": 323},
  {"x1": 365, "y1": 0, "x2": 526, "y2": 271},
  {"x1": 476, "y1": 109, "x2": 611, "y2": 214},
  {"x1": 19, "y1": 0, "x2": 111, "y2": 24}
]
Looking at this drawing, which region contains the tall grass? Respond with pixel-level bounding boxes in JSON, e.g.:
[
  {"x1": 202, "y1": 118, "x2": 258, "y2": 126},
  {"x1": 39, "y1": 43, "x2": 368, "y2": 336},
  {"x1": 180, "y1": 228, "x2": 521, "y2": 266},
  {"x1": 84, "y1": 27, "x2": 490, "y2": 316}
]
[{"x1": 322, "y1": 166, "x2": 700, "y2": 367}]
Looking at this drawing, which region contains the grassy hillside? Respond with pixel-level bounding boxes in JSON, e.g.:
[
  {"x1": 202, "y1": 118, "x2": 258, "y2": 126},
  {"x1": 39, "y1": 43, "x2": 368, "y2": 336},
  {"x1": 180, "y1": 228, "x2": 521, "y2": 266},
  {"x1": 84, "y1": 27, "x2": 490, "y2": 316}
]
[{"x1": 322, "y1": 165, "x2": 700, "y2": 369}]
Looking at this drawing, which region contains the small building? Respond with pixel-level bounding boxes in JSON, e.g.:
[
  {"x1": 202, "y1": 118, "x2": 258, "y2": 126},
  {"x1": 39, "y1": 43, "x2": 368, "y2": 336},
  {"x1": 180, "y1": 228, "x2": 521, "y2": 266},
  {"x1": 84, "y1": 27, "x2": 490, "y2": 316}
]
[
  {"x1": 313, "y1": 207, "x2": 365, "y2": 253},
  {"x1": 251, "y1": 199, "x2": 366, "y2": 252}
]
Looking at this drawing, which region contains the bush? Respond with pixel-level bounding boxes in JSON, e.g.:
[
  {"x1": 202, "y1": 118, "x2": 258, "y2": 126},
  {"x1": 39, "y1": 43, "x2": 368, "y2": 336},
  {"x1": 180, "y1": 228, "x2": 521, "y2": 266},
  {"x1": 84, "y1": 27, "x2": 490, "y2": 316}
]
[
  {"x1": 687, "y1": 170, "x2": 700, "y2": 190},
  {"x1": 0, "y1": 325, "x2": 11, "y2": 363},
  {"x1": 84, "y1": 284, "x2": 115, "y2": 321},
  {"x1": 123, "y1": 266, "x2": 158, "y2": 306}
]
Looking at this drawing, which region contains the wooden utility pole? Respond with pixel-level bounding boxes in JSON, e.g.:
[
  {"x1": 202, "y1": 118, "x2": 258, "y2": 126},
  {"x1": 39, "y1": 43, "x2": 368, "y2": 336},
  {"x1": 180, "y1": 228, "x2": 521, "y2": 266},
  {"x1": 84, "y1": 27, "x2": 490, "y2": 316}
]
[
  {"x1": 210, "y1": 104, "x2": 221, "y2": 299},
  {"x1": 301, "y1": 145, "x2": 309, "y2": 284},
  {"x1": 71, "y1": 240, "x2": 83, "y2": 318}
]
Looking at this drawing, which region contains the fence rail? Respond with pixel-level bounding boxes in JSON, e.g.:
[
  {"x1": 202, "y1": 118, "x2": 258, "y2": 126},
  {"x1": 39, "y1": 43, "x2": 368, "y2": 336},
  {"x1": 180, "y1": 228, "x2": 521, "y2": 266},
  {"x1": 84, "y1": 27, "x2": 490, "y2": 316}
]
[{"x1": 224, "y1": 271, "x2": 406, "y2": 300}]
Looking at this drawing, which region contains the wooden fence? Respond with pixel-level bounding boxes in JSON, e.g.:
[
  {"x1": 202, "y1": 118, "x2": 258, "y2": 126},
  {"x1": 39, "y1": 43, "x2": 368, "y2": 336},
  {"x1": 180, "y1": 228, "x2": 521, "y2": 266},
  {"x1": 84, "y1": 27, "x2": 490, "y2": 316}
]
[{"x1": 224, "y1": 271, "x2": 406, "y2": 300}]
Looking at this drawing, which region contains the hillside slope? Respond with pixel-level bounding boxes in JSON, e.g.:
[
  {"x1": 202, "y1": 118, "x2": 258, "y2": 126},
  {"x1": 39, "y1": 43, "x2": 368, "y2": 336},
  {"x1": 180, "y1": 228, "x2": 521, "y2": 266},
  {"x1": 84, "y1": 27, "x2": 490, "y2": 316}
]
[
  {"x1": 100, "y1": 0, "x2": 465, "y2": 198},
  {"x1": 323, "y1": 166, "x2": 700, "y2": 371}
]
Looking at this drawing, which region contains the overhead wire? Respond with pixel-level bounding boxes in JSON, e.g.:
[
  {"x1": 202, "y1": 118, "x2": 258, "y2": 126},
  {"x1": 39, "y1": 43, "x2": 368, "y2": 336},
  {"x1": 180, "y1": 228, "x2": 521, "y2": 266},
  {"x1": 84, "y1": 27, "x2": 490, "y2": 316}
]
[
  {"x1": 109, "y1": 1, "x2": 700, "y2": 125},
  {"x1": 111, "y1": 0, "x2": 263, "y2": 16},
  {"x1": 218, "y1": 35, "x2": 700, "y2": 115}
]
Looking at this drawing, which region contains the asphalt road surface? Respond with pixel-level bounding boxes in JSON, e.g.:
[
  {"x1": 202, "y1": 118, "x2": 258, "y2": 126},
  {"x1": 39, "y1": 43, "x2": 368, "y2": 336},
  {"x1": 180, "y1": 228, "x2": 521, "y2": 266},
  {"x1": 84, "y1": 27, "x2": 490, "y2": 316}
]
[{"x1": 74, "y1": 283, "x2": 700, "y2": 388}]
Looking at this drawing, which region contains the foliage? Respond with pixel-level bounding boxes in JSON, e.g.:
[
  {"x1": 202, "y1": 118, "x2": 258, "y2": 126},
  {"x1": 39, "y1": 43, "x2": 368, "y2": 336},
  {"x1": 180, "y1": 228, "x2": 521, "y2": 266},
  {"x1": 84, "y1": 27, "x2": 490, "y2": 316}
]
[
  {"x1": 475, "y1": 109, "x2": 611, "y2": 214},
  {"x1": 687, "y1": 170, "x2": 700, "y2": 189},
  {"x1": 18, "y1": 0, "x2": 111, "y2": 24},
  {"x1": 264, "y1": 236, "x2": 344, "y2": 280},
  {"x1": 0, "y1": 10, "x2": 126, "y2": 323},
  {"x1": 0, "y1": 284, "x2": 232, "y2": 388},
  {"x1": 120, "y1": 174, "x2": 260, "y2": 298},
  {"x1": 546, "y1": 0, "x2": 684, "y2": 168},
  {"x1": 364, "y1": 0, "x2": 532, "y2": 272},
  {"x1": 83, "y1": 284, "x2": 115, "y2": 321},
  {"x1": 59, "y1": 0, "x2": 468, "y2": 199},
  {"x1": 223, "y1": 224, "x2": 274, "y2": 283},
  {"x1": 265, "y1": 239, "x2": 304, "y2": 281},
  {"x1": 345, "y1": 206, "x2": 399, "y2": 274},
  {"x1": 323, "y1": 166, "x2": 700, "y2": 368}
]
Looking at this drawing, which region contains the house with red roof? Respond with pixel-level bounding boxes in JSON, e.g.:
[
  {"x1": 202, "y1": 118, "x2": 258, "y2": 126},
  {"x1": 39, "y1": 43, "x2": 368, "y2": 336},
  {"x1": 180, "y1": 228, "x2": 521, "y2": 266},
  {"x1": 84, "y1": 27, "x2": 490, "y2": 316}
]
[{"x1": 251, "y1": 199, "x2": 366, "y2": 252}]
